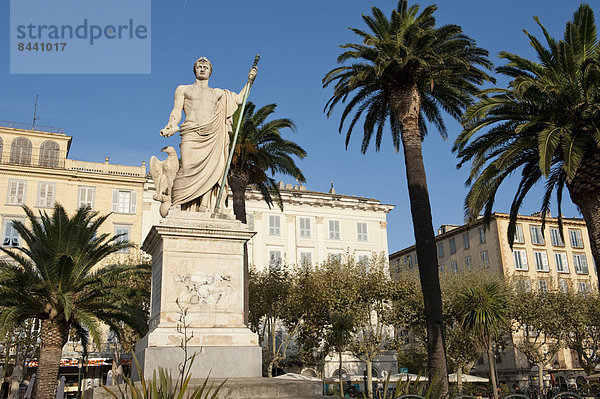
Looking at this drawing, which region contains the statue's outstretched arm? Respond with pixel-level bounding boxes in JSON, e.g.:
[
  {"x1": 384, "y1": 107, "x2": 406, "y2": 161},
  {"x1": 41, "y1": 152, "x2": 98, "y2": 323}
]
[{"x1": 160, "y1": 85, "x2": 185, "y2": 137}]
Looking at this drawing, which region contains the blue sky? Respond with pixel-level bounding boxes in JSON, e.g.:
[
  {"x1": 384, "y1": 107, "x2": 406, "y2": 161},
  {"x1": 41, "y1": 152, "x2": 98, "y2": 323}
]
[{"x1": 0, "y1": 0, "x2": 594, "y2": 252}]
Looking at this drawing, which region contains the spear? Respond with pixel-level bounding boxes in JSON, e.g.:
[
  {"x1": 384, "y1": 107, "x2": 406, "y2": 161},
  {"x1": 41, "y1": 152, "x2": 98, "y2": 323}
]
[{"x1": 214, "y1": 54, "x2": 260, "y2": 213}]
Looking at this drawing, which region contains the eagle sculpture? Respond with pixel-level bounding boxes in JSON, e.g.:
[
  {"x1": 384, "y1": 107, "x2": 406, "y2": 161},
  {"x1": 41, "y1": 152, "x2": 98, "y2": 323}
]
[{"x1": 149, "y1": 146, "x2": 179, "y2": 217}]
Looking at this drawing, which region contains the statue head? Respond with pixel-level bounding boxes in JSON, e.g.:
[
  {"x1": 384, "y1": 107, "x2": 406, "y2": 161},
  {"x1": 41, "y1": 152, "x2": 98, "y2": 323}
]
[{"x1": 193, "y1": 57, "x2": 212, "y2": 80}]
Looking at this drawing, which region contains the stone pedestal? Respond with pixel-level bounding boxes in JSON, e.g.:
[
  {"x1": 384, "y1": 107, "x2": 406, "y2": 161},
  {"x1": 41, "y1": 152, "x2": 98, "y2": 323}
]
[{"x1": 134, "y1": 210, "x2": 261, "y2": 380}]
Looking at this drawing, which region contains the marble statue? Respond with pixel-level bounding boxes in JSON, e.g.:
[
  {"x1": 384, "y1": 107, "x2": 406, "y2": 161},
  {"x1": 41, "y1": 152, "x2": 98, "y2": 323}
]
[
  {"x1": 158, "y1": 57, "x2": 257, "y2": 214},
  {"x1": 149, "y1": 146, "x2": 179, "y2": 217}
]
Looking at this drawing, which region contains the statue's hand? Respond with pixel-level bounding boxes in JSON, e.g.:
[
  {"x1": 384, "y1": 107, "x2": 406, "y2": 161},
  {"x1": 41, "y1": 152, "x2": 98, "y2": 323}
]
[
  {"x1": 248, "y1": 67, "x2": 258, "y2": 82},
  {"x1": 160, "y1": 125, "x2": 178, "y2": 137}
]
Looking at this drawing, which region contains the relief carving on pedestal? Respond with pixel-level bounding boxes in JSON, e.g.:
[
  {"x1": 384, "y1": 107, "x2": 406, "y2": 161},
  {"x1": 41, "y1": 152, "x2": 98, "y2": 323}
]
[{"x1": 174, "y1": 271, "x2": 233, "y2": 309}]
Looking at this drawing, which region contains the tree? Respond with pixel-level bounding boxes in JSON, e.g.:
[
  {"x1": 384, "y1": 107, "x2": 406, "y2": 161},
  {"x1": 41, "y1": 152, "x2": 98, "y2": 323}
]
[
  {"x1": 510, "y1": 289, "x2": 563, "y2": 391},
  {"x1": 0, "y1": 205, "x2": 148, "y2": 399},
  {"x1": 228, "y1": 102, "x2": 306, "y2": 224},
  {"x1": 327, "y1": 312, "x2": 354, "y2": 396},
  {"x1": 555, "y1": 290, "x2": 600, "y2": 375},
  {"x1": 322, "y1": 1, "x2": 493, "y2": 390},
  {"x1": 456, "y1": 279, "x2": 510, "y2": 399},
  {"x1": 454, "y1": 4, "x2": 600, "y2": 271}
]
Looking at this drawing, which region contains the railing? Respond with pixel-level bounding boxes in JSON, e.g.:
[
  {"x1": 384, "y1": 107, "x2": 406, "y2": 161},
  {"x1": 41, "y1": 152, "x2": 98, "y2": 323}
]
[
  {"x1": 0, "y1": 154, "x2": 66, "y2": 169},
  {"x1": 0, "y1": 120, "x2": 64, "y2": 134}
]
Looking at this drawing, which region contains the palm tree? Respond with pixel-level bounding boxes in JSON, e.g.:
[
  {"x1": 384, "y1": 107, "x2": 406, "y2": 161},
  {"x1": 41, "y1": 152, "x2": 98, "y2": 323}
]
[
  {"x1": 326, "y1": 312, "x2": 354, "y2": 397},
  {"x1": 228, "y1": 102, "x2": 307, "y2": 224},
  {"x1": 456, "y1": 280, "x2": 509, "y2": 399},
  {"x1": 322, "y1": 0, "x2": 493, "y2": 388},
  {"x1": 0, "y1": 205, "x2": 149, "y2": 399},
  {"x1": 454, "y1": 4, "x2": 600, "y2": 270}
]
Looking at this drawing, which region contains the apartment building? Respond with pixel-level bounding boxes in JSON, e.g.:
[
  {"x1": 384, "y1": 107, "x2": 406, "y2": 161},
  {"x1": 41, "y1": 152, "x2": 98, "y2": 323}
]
[
  {"x1": 390, "y1": 212, "x2": 598, "y2": 386},
  {"x1": 0, "y1": 123, "x2": 146, "y2": 263}
]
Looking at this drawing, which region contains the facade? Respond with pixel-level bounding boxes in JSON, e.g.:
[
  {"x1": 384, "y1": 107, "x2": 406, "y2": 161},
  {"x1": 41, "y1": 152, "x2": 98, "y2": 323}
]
[
  {"x1": 244, "y1": 181, "x2": 394, "y2": 270},
  {"x1": 0, "y1": 124, "x2": 147, "y2": 263},
  {"x1": 389, "y1": 212, "x2": 599, "y2": 387},
  {"x1": 0, "y1": 123, "x2": 146, "y2": 393}
]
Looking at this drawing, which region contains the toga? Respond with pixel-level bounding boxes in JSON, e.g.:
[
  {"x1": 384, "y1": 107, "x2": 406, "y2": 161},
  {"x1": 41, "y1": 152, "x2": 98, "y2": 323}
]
[{"x1": 172, "y1": 90, "x2": 239, "y2": 211}]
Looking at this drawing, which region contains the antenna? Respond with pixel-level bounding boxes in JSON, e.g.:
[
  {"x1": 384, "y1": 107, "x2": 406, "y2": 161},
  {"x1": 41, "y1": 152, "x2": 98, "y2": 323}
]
[{"x1": 32, "y1": 95, "x2": 40, "y2": 130}]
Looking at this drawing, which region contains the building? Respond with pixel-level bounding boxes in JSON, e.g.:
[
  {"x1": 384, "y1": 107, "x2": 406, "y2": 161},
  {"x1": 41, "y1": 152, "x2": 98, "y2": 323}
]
[
  {"x1": 0, "y1": 122, "x2": 147, "y2": 393},
  {"x1": 244, "y1": 181, "x2": 395, "y2": 270},
  {"x1": 0, "y1": 123, "x2": 147, "y2": 262},
  {"x1": 389, "y1": 212, "x2": 599, "y2": 387}
]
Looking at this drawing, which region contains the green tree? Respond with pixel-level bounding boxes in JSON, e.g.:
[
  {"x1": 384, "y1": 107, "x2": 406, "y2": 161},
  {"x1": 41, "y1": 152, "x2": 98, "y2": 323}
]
[
  {"x1": 327, "y1": 312, "x2": 354, "y2": 396},
  {"x1": 454, "y1": 4, "x2": 600, "y2": 270},
  {"x1": 0, "y1": 205, "x2": 148, "y2": 399},
  {"x1": 555, "y1": 290, "x2": 600, "y2": 375},
  {"x1": 322, "y1": 1, "x2": 493, "y2": 390},
  {"x1": 456, "y1": 279, "x2": 510, "y2": 399},
  {"x1": 510, "y1": 288, "x2": 563, "y2": 391},
  {"x1": 228, "y1": 102, "x2": 306, "y2": 224}
]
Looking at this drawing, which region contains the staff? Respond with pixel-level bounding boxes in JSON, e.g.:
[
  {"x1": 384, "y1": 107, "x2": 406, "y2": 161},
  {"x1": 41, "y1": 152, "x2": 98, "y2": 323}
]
[{"x1": 214, "y1": 54, "x2": 260, "y2": 213}]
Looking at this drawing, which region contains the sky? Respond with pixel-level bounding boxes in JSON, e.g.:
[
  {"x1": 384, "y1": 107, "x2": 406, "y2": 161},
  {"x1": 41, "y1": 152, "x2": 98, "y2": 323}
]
[{"x1": 0, "y1": 0, "x2": 594, "y2": 253}]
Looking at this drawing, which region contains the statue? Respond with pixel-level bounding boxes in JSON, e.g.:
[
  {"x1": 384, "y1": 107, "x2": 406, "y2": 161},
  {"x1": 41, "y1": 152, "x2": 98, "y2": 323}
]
[
  {"x1": 149, "y1": 146, "x2": 179, "y2": 217},
  {"x1": 156, "y1": 57, "x2": 257, "y2": 215}
]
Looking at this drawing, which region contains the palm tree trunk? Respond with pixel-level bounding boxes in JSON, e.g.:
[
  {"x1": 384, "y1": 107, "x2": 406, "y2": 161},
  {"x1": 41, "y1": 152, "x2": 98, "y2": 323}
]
[
  {"x1": 487, "y1": 338, "x2": 498, "y2": 399},
  {"x1": 338, "y1": 350, "x2": 344, "y2": 397},
  {"x1": 392, "y1": 83, "x2": 448, "y2": 395},
  {"x1": 568, "y1": 189, "x2": 600, "y2": 275},
  {"x1": 229, "y1": 170, "x2": 251, "y2": 324},
  {"x1": 33, "y1": 318, "x2": 68, "y2": 399},
  {"x1": 365, "y1": 358, "x2": 373, "y2": 399}
]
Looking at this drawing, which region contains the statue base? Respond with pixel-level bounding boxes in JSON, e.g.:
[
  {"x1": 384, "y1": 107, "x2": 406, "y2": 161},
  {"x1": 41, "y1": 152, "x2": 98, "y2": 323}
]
[{"x1": 134, "y1": 210, "x2": 261, "y2": 379}]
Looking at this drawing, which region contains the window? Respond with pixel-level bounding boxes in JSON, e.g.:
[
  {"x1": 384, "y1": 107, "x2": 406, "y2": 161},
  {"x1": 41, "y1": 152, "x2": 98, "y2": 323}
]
[
  {"x1": 406, "y1": 254, "x2": 413, "y2": 267},
  {"x1": 465, "y1": 256, "x2": 472, "y2": 271},
  {"x1": 569, "y1": 229, "x2": 584, "y2": 248},
  {"x1": 550, "y1": 228, "x2": 564, "y2": 246},
  {"x1": 37, "y1": 182, "x2": 56, "y2": 208},
  {"x1": 554, "y1": 253, "x2": 569, "y2": 273},
  {"x1": 559, "y1": 279, "x2": 569, "y2": 293},
  {"x1": 437, "y1": 242, "x2": 444, "y2": 258},
  {"x1": 451, "y1": 261, "x2": 458, "y2": 275},
  {"x1": 357, "y1": 222, "x2": 368, "y2": 241},
  {"x1": 3, "y1": 220, "x2": 21, "y2": 247},
  {"x1": 268, "y1": 215, "x2": 281, "y2": 236},
  {"x1": 329, "y1": 220, "x2": 340, "y2": 240},
  {"x1": 39, "y1": 140, "x2": 60, "y2": 167},
  {"x1": 112, "y1": 190, "x2": 137, "y2": 214},
  {"x1": 358, "y1": 254, "x2": 369, "y2": 265},
  {"x1": 0, "y1": 137, "x2": 3, "y2": 162},
  {"x1": 481, "y1": 251, "x2": 489, "y2": 268},
  {"x1": 514, "y1": 224, "x2": 525, "y2": 244},
  {"x1": 534, "y1": 251, "x2": 549, "y2": 272},
  {"x1": 299, "y1": 251, "x2": 312, "y2": 267},
  {"x1": 463, "y1": 232, "x2": 470, "y2": 249},
  {"x1": 516, "y1": 279, "x2": 532, "y2": 292},
  {"x1": 479, "y1": 227, "x2": 486, "y2": 243},
  {"x1": 247, "y1": 213, "x2": 255, "y2": 231},
  {"x1": 578, "y1": 282, "x2": 591, "y2": 294},
  {"x1": 513, "y1": 249, "x2": 528, "y2": 270},
  {"x1": 538, "y1": 280, "x2": 548, "y2": 292},
  {"x1": 449, "y1": 238, "x2": 456, "y2": 254},
  {"x1": 329, "y1": 252, "x2": 342, "y2": 262},
  {"x1": 114, "y1": 225, "x2": 131, "y2": 253},
  {"x1": 298, "y1": 217, "x2": 311, "y2": 238},
  {"x1": 7, "y1": 180, "x2": 26, "y2": 205},
  {"x1": 530, "y1": 226, "x2": 545, "y2": 245},
  {"x1": 439, "y1": 264, "x2": 445, "y2": 273},
  {"x1": 78, "y1": 186, "x2": 95, "y2": 209},
  {"x1": 269, "y1": 250, "x2": 282, "y2": 268},
  {"x1": 573, "y1": 253, "x2": 589, "y2": 274},
  {"x1": 9, "y1": 137, "x2": 32, "y2": 165}
]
